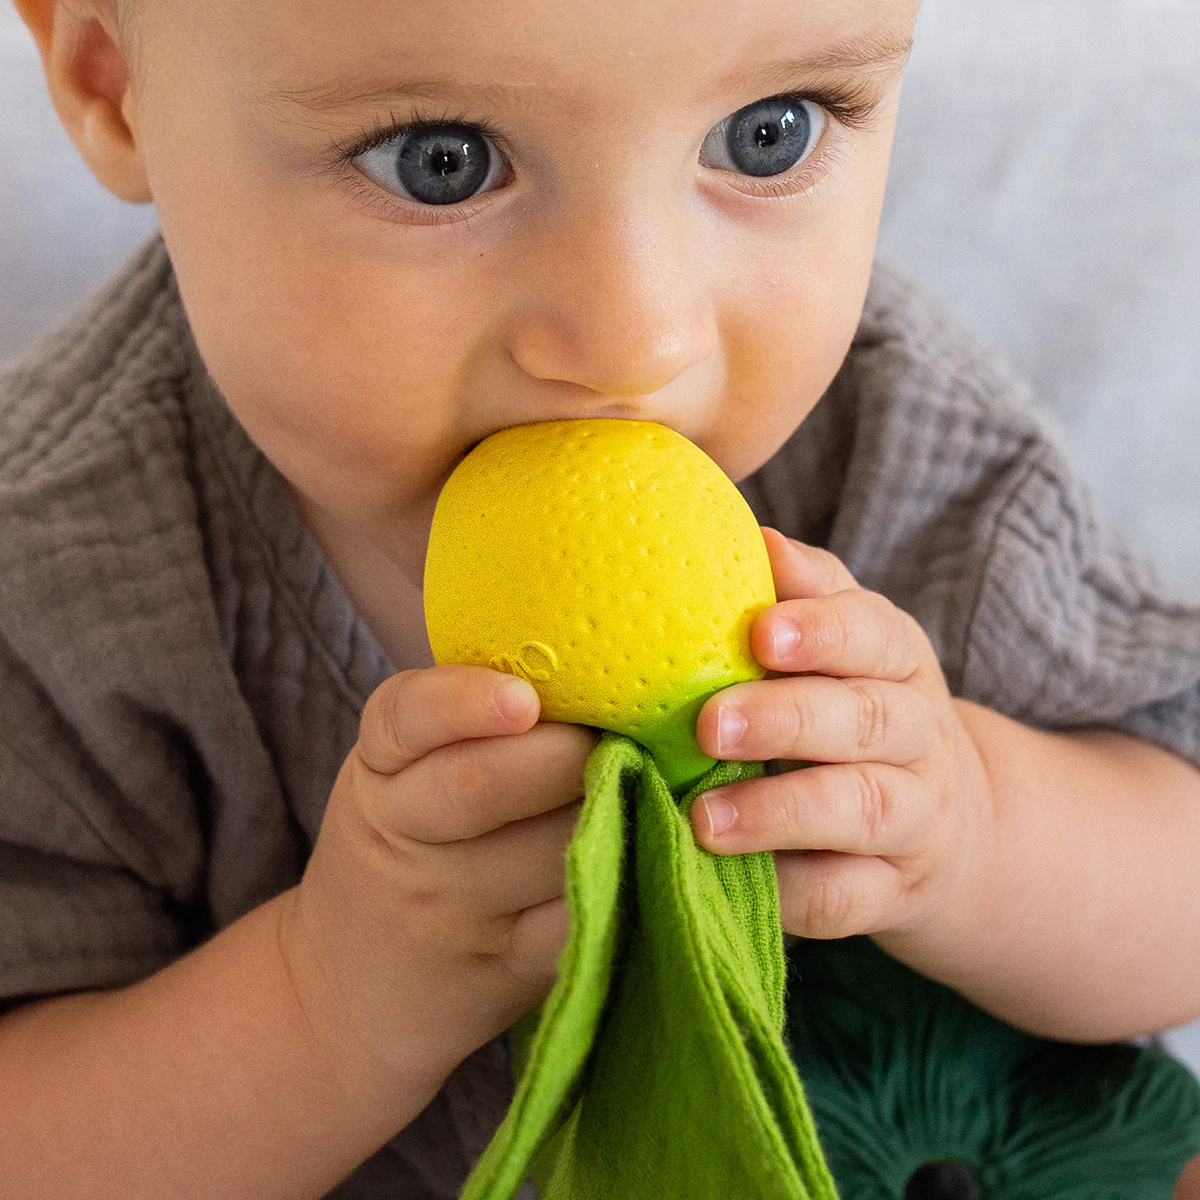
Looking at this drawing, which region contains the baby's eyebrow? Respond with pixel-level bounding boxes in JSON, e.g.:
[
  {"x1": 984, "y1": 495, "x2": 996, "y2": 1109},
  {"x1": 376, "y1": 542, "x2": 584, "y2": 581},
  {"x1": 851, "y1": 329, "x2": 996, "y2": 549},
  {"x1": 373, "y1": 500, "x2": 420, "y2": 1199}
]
[
  {"x1": 717, "y1": 26, "x2": 914, "y2": 98},
  {"x1": 261, "y1": 74, "x2": 544, "y2": 117}
]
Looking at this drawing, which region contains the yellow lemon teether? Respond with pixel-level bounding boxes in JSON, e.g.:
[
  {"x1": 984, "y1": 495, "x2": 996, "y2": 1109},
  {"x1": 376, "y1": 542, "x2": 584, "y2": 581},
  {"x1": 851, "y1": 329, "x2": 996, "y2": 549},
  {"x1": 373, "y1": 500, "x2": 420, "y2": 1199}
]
[{"x1": 423, "y1": 419, "x2": 776, "y2": 789}]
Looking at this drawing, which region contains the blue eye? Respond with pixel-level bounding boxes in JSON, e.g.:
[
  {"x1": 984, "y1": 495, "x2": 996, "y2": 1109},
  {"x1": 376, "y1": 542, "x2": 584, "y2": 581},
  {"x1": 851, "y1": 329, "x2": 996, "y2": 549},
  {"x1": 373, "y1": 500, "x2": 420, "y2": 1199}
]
[
  {"x1": 700, "y1": 97, "x2": 825, "y2": 179},
  {"x1": 355, "y1": 123, "x2": 506, "y2": 206}
]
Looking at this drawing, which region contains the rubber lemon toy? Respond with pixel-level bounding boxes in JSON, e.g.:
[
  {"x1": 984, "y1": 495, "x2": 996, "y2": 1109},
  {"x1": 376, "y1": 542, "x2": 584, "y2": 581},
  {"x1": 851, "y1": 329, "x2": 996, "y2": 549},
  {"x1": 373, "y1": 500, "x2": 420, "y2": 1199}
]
[{"x1": 423, "y1": 419, "x2": 776, "y2": 790}]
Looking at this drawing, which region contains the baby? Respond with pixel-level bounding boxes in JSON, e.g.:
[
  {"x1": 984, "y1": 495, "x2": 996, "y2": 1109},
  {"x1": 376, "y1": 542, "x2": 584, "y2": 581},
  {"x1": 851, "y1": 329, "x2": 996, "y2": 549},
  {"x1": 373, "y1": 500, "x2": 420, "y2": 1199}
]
[{"x1": 4, "y1": 0, "x2": 1200, "y2": 1195}]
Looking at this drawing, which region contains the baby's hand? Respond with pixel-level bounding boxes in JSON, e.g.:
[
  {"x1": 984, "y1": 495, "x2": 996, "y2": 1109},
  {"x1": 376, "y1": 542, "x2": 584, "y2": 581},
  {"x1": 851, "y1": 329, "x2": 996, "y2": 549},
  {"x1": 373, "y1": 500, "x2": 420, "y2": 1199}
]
[
  {"x1": 691, "y1": 527, "x2": 995, "y2": 942},
  {"x1": 278, "y1": 665, "x2": 596, "y2": 1101}
]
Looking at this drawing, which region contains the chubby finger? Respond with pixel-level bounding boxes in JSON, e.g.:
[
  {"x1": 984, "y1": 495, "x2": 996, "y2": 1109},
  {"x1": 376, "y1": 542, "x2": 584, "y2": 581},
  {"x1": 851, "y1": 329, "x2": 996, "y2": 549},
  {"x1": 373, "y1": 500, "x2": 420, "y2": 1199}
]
[
  {"x1": 358, "y1": 665, "x2": 540, "y2": 776},
  {"x1": 1173, "y1": 1153, "x2": 1200, "y2": 1200},
  {"x1": 760, "y1": 527, "x2": 859, "y2": 599},
  {"x1": 698, "y1": 675, "x2": 934, "y2": 766},
  {"x1": 506, "y1": 897, "x2": 572, "y2": 990},
  {"x1": 452, "y1": 800, "x2": 581, "y2": 915},
  {"x1": 774, "y1": 850, "x2": 904, "y2": 940},
  {"x1": 752, "y1": 588, "x2": 929, "y2": 682},
  {"x1": 385, "y1": 720, "x2": 596, "y2": 844},
  {"x1": 691, "y1": 761, "x2": 930, "y2": 857}
]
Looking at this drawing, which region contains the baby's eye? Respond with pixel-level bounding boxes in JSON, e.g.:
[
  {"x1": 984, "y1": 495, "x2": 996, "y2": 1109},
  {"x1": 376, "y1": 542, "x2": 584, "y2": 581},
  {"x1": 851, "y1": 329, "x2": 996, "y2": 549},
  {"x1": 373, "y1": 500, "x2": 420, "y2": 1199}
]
[
  {"x1": 700, "y1": 96, "x2": 826, "y2": 179},
  {"x1": 354, "y1": 123, "x2": 507, "y2": 206}
]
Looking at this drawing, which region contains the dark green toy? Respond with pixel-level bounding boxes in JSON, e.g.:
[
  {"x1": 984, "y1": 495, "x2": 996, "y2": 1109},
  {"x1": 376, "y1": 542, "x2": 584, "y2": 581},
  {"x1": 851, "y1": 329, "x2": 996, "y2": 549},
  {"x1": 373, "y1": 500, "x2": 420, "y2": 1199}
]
[{"x1": 787, "y1": 936, "x2": 1200, "y2": 1199}]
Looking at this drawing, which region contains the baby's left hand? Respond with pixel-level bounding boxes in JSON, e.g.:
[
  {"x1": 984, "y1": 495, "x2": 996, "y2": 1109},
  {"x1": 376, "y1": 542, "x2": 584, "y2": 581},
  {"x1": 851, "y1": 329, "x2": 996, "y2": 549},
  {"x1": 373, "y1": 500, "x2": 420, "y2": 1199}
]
[{"x1": 692, "y1": 527, "x2": 996, "y2": 941}]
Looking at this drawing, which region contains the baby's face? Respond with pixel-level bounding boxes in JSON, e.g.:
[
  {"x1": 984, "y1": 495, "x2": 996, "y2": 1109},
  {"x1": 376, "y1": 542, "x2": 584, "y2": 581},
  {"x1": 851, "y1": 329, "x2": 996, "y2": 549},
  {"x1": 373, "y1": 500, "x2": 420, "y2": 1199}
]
[{"x1": 123, "y1": 0, "x2": 916, "y2": 575}]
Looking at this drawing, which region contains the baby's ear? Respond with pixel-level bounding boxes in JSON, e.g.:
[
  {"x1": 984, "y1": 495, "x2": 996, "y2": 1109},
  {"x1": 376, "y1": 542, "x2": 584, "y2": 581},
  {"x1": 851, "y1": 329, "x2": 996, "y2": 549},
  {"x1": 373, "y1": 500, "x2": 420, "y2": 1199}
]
[{"x1": 14, "y1": 0, "x2": 151, "y2": 204}]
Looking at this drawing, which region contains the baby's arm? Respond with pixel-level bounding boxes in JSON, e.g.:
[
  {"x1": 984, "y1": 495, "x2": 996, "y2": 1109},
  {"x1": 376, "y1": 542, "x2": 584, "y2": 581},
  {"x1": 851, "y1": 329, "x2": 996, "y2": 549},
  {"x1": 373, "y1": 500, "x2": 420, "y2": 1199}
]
[
  {"x1": 916, "y1": 698, "x2": 1200, "y2": 1041},
  {"x1": 0, "y1": 893, "x2": 403, "y2": 1198},
  {"x1": 691, "y1": 528, "x2": 1200, "y2": 1043},
  {"x1": 0, "y1": 667, "x2": 592, "y2": 1198}
]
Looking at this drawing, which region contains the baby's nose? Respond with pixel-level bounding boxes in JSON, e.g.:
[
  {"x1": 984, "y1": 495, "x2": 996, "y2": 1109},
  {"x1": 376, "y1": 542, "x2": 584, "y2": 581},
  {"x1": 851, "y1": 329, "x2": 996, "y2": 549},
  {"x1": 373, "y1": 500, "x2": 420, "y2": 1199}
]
[{"x1": 506, "y1": 206, "x2": 718, "y2": 401}]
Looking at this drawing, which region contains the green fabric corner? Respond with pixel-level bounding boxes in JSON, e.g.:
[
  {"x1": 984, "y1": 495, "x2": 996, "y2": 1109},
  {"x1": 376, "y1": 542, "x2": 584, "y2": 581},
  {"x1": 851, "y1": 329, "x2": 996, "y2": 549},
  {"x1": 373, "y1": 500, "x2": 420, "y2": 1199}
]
[{"x1": 462, "y1": 732, "x2": 838, "y2": 1200}]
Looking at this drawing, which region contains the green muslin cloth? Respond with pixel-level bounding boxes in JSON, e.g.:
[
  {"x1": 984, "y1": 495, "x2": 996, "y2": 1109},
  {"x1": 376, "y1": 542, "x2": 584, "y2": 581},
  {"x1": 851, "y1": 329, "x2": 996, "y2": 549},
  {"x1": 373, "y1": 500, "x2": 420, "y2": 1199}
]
[{"x1": 461, "y1": 731, "x2": 839, "y2": 1200}]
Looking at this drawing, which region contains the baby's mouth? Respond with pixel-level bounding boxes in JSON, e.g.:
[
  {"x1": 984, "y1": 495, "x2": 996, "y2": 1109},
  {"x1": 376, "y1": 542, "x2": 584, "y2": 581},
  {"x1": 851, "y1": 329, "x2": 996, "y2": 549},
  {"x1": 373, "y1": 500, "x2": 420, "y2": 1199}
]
[{"x1": 451, "y1": 411, "x2": 652, "y2": 476}]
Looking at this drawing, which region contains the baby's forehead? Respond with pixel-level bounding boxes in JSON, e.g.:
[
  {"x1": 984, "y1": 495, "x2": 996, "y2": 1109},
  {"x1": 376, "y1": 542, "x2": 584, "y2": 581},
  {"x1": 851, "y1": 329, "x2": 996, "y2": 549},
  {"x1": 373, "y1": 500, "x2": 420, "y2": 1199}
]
[{"x1": 124, "y1": 0, "x2": 916, "y2": 95}]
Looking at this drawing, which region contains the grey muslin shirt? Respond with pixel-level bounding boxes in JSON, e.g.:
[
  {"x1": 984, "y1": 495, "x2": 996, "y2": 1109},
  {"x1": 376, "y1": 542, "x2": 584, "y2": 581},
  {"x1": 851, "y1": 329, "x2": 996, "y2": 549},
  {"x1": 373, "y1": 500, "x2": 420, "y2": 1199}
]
[{"x1": 1, "y1": 235, "x2": 1198, "y2": 1197}]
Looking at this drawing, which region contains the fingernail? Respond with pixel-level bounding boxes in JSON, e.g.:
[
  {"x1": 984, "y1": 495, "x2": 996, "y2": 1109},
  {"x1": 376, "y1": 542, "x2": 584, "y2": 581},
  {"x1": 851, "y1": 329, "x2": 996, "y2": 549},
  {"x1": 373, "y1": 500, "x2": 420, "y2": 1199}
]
[
  {"x1": 495, "y1": 676, "x2": 536, "y2": 721},
  {"x1": 770, "y1": 622, "x2": 797, "y2": 661},
  {"x1": 716, "y1": 706, "x2": 747, "y2": 755},
  {"x1": 699, "y1": 792, "x2": 738, "y2": 837}
]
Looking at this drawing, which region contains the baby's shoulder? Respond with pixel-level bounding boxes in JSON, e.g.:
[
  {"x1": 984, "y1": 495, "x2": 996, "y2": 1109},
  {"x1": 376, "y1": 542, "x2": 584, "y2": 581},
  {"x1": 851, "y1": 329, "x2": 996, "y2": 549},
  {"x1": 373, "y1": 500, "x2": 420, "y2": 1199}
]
[
  {"x1": 750, "y1": 262, "x2": 1070, "y2": 573},
  {"x1": 0, "y1": 234, "x2": 192, "y2": 503},
  {"x1": 0, "y1": 234, "x2": 213, "y2": 668},
  {"x1": 847, "y1": 260, "x2": 1061, "y2": 456}
]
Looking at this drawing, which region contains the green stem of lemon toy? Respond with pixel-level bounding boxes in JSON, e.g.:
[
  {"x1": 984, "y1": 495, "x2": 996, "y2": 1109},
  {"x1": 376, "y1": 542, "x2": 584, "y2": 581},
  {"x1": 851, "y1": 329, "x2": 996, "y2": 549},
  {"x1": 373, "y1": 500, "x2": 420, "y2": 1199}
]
[{"x1": 638, "y1": 695, "x2": 720, "y2": 793}]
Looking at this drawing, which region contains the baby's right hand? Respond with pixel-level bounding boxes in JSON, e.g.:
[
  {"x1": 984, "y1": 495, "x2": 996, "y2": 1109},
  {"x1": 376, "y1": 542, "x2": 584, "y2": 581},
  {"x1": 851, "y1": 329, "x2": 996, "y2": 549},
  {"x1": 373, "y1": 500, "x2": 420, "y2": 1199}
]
[{"x1": 278, "y1": 665, "x2": 595, "y2": 1107}]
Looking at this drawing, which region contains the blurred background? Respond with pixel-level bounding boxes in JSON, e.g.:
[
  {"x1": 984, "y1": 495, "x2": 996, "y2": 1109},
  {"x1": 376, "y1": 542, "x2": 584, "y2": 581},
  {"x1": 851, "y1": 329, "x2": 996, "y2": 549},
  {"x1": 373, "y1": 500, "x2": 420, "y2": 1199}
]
[{"x1": 1, "y1": 0, "x2": 1198, "y2": 1063}]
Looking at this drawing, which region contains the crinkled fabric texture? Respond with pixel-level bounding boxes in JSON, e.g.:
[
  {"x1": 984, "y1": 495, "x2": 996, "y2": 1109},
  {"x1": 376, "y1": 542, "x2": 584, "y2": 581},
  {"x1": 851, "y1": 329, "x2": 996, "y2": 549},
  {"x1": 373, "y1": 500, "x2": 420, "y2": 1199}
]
[{"x1": 1, "y1": 235, "x2": 1199, "y2": 1195}]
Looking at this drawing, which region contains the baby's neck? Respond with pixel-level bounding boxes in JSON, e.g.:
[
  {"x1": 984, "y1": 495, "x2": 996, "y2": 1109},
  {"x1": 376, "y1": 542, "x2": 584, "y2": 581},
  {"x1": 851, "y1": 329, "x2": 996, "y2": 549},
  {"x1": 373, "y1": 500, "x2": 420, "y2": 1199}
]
[{"x1": 290, "y1": 488, "x2": 437, "y2": 672}]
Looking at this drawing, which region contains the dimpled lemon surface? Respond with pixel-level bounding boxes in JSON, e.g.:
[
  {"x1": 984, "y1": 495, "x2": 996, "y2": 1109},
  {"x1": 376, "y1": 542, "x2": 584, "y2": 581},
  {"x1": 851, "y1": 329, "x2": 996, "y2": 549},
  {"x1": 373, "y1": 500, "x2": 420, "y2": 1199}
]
[{"x1": 423, "y1": 419, "x2": 776, "y2": 789}]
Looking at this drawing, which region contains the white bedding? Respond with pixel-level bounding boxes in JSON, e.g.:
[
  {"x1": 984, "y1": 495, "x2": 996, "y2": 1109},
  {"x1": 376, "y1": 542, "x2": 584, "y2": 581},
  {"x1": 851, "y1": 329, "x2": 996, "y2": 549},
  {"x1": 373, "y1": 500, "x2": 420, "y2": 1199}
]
[{"x1": 879, "y1": 0, "x2": 1200, "y2": 598}]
